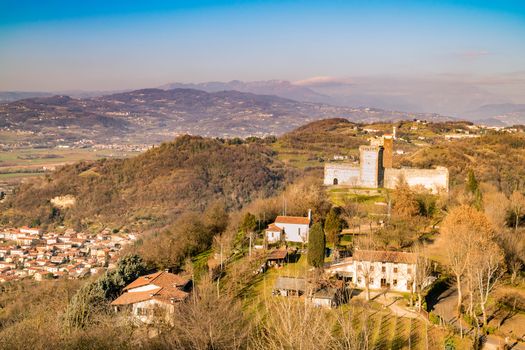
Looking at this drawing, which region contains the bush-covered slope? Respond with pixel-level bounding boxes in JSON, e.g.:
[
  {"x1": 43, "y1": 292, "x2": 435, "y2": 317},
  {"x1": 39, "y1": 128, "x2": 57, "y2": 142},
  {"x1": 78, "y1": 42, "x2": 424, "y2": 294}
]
[{"x1": 1, "y1": 135, "x2": 285, "y2": 229}]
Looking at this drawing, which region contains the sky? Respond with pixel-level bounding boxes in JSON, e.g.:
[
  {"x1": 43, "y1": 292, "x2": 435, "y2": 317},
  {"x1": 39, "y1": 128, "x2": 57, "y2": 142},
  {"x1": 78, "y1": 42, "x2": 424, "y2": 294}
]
[{"x1": 1, "y1": 0, "x2": 525, "y2": 92}]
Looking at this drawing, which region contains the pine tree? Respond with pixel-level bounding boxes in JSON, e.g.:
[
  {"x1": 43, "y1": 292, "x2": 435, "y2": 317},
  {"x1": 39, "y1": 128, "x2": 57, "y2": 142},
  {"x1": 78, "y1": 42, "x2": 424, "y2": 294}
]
[{"x1": 307, "y1": 222, "x2": 325, "y2": 268}]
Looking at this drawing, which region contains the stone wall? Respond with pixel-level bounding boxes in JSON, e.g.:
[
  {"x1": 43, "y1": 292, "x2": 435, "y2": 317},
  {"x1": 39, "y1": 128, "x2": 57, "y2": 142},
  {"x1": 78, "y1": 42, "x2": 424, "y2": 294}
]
[
  {"x1": 384, "y1": 167, "x2": 449, "y2": 193},
  {"x1": 323, "y1": 164, "x2": 360, "y2": 186}
]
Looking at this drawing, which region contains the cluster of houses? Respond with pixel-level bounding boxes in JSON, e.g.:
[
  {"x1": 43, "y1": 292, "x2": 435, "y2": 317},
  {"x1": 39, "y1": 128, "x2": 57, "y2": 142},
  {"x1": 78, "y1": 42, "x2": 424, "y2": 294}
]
[
  {"x1": 261, "y1": 211, "x2": 421, "y2": 309},
  {"x1": 0, "y1": 226, "x2": 137, "y2": 283}
]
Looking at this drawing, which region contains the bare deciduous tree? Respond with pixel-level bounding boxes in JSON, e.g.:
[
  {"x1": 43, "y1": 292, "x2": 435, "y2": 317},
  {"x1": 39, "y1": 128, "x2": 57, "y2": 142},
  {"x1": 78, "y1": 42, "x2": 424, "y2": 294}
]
[
  {"x1": 441, "y1": 205, "x2": 494, "y2": 314},
  {"x1": 471, "y1": 240, "x2": 505, "y2": 326},
  {"x1": 483, "y1": 190, "x2": 509, "y2": 231},
  {"x1": 509, "y1": 191, "x2": 525, "y2": 231}
]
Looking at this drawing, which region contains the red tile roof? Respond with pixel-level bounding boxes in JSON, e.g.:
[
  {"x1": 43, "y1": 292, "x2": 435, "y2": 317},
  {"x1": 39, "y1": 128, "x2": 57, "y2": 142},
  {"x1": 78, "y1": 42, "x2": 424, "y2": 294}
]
[
  {"x1": 123, "y1": 271, "x2": 189, "y2": 291},
  {"x1": 111, "y1": 271, "x2": 191, "y2": 306},
  {"x1": 275, "y1": 216, "x2": 310, "y2": 225},
  {"x1": 353, "y1": 250, "x2": 417, "y2": 264},
  {"x1": 266, "y1": 223, "x2": 282, "y2": 232}
]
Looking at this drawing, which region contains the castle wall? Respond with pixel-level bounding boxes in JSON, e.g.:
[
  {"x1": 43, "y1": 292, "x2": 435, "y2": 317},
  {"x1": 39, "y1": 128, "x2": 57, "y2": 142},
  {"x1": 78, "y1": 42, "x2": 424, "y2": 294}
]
[
  {"x1": 384, "y1": 167, "x2": 449, "y2": 193},
  {"x1": 324, "y1": 164, "x2": 360, "y2": 186}
]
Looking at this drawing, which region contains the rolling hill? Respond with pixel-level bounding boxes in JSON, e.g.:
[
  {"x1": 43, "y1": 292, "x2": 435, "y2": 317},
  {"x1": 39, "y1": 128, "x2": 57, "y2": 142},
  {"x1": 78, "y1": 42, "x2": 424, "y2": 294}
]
[{"x1": 0, "y1": 88, "x2": 454, "y2": 144}]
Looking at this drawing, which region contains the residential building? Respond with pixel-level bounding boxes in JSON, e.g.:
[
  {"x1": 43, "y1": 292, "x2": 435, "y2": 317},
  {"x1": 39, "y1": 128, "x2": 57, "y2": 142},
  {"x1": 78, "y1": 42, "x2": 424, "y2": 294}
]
[
  {"x1": 265, "y1": 210, "x2": 311, "y2": 243},
  {"x1": 326, "y1": 250, "x2": 417, "y2": 293},
  {"x1": 111, "y1": 271, "x2": 191, "y2": 324}
]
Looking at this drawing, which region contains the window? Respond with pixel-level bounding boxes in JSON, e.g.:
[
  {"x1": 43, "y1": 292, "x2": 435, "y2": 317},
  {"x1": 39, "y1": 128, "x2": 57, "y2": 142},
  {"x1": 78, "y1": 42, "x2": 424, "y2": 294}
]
[
  {"x1": 392, "y1": 279, "x2": 398, "y2": 287},
  {"x1": 393, "y1": 266, "x2": 398, "y2": 273},
  {"x1": 370, "y1": 265, "x2": 374, "y2": 271},
  {"x1": 381, "y1": 266, "x2": 386, "y2": 273}
]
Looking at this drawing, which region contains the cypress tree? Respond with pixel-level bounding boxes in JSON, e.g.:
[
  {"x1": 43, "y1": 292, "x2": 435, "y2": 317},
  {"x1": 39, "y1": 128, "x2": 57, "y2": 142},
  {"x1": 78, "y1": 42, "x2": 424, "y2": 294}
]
[{"x1": 307, "y1": 222, "x2": 325, "y2": 268}]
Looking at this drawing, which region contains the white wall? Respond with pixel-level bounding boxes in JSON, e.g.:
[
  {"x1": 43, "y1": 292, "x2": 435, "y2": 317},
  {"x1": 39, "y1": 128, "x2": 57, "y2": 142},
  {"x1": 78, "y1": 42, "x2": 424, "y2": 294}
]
[
  {"x1": 384, "y1": 167, "x2": 449, "y2": 193},
  {"x1": 327, "y1": 260, "x2": 416, "y2": 293},
  {"x1": 266, "y1": 230, "x2": 282, "y2": 243},
  {"x1": 275, "y1": 222, "x2": 309, "y2": 243},
  {"x1": 324, "y1": 164, "x2": 360, "y2": 186}
]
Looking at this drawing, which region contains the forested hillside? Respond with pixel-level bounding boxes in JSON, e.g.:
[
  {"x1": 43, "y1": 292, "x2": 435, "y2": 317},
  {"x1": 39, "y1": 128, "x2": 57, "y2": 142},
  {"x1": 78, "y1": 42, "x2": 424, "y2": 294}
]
[{"x1": 0, "y1": 135, "x2": 286, "y2": 229}]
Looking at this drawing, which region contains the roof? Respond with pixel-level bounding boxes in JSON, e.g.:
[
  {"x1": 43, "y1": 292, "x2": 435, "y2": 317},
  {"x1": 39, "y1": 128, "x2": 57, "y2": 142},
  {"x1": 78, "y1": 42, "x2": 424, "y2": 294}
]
[
  {"x1": 353, "y1": 250, "x2": 417, "y2": 264},
  {"x1": 275, "y1": 216, "x2": 310, "y2": 225},
  {"x1": 312, "y1": 287, "x2": 338, "y2": 299},
  {"x1": 111, "y1": 271, "x2": 190, "y2": 306},
  {"x1": 267, "y1": 249, "x2": 287, "y2": 260},
  {"x1": 266, "y1": 223, "x2": 282, "y2": 232},
  {"x1": 274, "y1": 277, "x2": 306, "y2": 291},
  {"x1": 123, "y1": 271, "x2": 190, "y2": 291}
]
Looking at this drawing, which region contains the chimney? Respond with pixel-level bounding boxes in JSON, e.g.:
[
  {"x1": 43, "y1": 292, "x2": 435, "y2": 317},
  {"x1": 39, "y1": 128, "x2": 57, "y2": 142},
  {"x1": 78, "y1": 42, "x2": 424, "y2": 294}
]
[{"x1": 308, "y1": 209, "x2": 312, "y2": 222}]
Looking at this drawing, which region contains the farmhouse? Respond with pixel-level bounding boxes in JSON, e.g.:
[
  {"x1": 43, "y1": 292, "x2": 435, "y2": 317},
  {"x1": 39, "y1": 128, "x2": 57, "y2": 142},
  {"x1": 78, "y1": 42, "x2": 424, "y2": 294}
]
[
  {"x1": 324, "y1": 133, "x2": 448, "y2": 193},
  {"x1": 111, "y1": 271, "x2": 191, "y2": 324},
  {"x1": 265, "y1": 210, "x2": 311, "y2": 243},
  {"x1": 326, "y1": 250, "x2": 417, "y2": 293}
]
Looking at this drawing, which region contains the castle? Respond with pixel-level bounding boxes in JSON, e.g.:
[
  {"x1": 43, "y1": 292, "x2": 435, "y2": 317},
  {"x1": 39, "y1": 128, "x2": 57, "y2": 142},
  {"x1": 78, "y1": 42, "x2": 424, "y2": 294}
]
[{"x1": 323, "y1": 134, "x2": 449, "y2": 193}]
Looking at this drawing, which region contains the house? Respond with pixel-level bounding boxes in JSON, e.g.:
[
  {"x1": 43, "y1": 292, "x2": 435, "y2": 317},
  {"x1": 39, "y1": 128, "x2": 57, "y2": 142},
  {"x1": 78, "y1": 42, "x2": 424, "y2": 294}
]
[
  {"x1": 265, "y1": 210, "x2": 312, "y2": 243},
  {"x1": 111, "y1": 271, "x2": 191, "y2": 324},
  {"x1": 326, "y1": 249, "x2": 417, "y2": 293},
  {"x1": 19, "y1": 226, "x2": 42, "y2": 236}
]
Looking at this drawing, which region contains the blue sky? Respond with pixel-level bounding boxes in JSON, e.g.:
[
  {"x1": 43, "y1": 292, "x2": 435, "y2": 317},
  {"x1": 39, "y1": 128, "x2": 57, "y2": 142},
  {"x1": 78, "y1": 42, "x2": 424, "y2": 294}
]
[{"x1": 1, "y1": 0, "x2": 525, "y2": 91}]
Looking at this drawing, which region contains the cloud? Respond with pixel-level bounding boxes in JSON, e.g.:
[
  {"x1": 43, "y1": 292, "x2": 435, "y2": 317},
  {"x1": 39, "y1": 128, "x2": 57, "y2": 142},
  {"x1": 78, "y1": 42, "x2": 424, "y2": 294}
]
[
  {"x1": 456, "y1": 50, "x2": 491, "y2": 60},
  {"x1": 293, "y1": 76, "x2": 353, "y2": 87}
]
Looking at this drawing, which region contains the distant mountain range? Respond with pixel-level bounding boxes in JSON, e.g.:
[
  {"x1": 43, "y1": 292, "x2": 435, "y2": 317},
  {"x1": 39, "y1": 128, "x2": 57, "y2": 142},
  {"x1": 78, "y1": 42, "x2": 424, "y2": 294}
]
[
  {"x1": 2, "y1": 78, "x2": 524, "y2": 127},
  {"x1": 462, "y1": 103, "x2": 525, "y2": 126},
  {"x1": 0, "y1": 88, "x2": 454, "y2": 144}
]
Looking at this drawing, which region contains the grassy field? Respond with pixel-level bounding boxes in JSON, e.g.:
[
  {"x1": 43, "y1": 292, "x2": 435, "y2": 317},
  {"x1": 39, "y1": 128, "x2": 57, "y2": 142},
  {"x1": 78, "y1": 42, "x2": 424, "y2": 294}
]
[{"x1": 0, "y1": 148, "x2": 141, "y2": 182}]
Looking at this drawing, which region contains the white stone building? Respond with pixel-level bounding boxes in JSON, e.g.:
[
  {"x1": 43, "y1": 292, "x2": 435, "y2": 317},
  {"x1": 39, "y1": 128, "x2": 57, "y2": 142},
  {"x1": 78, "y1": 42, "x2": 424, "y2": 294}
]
[
  {"x1": 326, "y1": 250, "x2": 417, "y2": 293},
  {"x1": 265, "y1": 211, "x2": 311, "y2": 243}
]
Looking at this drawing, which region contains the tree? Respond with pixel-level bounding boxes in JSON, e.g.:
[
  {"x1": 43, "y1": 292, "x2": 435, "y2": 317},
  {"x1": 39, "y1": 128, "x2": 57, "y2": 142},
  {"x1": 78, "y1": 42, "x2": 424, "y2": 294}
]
[
  {"x1": 392, "y1": 177, "x2": 419, "y2": 219},
  {"x1": 324, "y1": 207, "x2": 344, "y2": 249},
  {"x1": 472, "y1": 239, "x2": 504, "y2": 327},
  {"x1": 250, "y1": 297, "x2": 334, "y2": 350},
  {"x1": 64, "y1": 254, "x2": 146, "y2": 330},
  {"x1": 498, "y1": 229, "x2": 525, "y2": 284},
  {"x1": 441, "y1": 205, "x2": 494, "y2": 315},
  {"x1": 483, "y1": 190, "x2": 509, "y2": 230},
  {"x1": 412, "y1": 245, "x2": 433, "y2": 312},
  {"x1": 162, "y1": 277, "x2": 250, "y2": 349},
  {"x1": 240, "y1": 212, "x2": 257, "y2": 234},
  {"x1": 465, "y1": 170, "x2": 483, "y2": 209},
  {"x1": 509, "y1": 191, "x2": 525, "y2": 231},
  {"x1": 307, "y1": 223, "x2": 325, "y2": 268}
]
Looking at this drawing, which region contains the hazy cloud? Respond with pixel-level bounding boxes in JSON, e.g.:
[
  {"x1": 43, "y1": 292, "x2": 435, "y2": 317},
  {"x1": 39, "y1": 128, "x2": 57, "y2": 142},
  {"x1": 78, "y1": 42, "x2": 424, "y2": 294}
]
[
  {"x1": 293, "y1": 76, "x2": 353, "y2": 87},
  {"x1": 456, "y1": 50, "x2": 491, "y2": 60}
]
